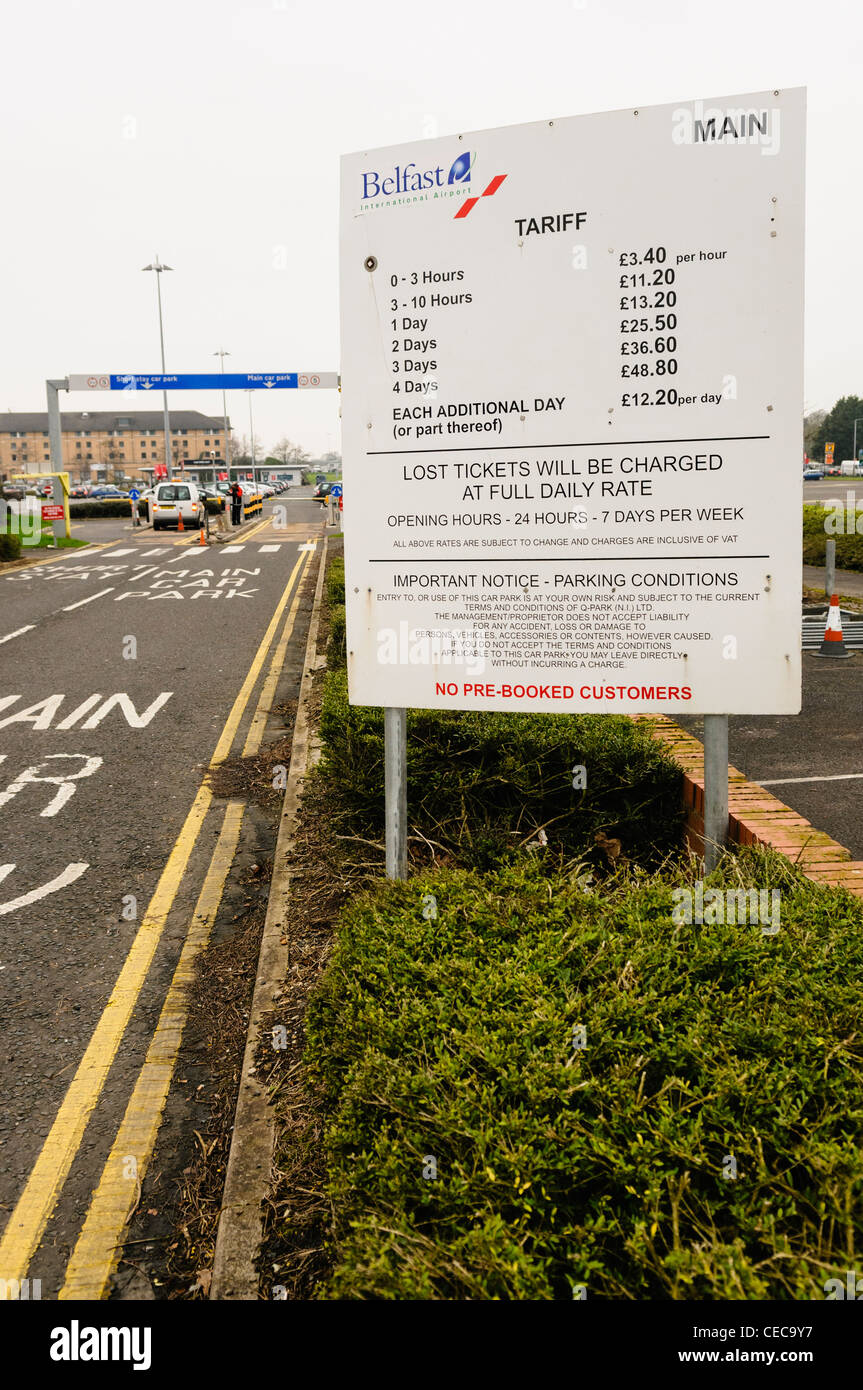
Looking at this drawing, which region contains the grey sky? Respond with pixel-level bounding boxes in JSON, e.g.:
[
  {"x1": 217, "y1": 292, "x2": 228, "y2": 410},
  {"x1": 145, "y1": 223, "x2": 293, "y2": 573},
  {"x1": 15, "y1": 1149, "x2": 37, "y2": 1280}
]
[{"x1": 1, "y1": 0, "x2": 857, "y2": 453}]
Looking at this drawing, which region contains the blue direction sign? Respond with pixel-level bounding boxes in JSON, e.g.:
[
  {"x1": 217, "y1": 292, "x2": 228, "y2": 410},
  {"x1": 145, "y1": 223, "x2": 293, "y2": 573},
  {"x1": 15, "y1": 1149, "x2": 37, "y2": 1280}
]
[
  {"x1": 111, "y1": 373, "x2": 298, "y2": 391},
  {"x1": 68, "y1": 372, "x2": 338, "y2": 392},
  {"x1": 329, "y1": 483, "x2": 343, "y2": 498},
  {"x1": 128, "y1": 487, "x2": 141, "y2": 500}
]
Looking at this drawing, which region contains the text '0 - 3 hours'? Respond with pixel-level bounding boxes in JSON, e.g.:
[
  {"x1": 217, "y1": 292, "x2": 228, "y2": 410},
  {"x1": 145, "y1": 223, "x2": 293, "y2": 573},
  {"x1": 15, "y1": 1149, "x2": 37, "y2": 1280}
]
[{"x1": 618, "y1": 247, "x2": 680, "y2": 401}]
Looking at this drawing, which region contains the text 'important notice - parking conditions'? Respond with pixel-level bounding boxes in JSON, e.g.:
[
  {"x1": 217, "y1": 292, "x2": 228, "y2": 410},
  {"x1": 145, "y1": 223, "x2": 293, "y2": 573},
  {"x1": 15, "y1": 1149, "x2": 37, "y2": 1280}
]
[{"x1": 340, "y1": 89, "x2": 805, "y2": 714}]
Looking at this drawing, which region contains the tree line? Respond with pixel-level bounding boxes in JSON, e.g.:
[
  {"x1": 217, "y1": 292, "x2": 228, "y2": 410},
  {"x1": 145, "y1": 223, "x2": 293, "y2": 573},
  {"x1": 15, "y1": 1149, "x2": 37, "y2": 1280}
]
[{"x1": 804, "y1": 396, "x2": 863, "y2": 465}]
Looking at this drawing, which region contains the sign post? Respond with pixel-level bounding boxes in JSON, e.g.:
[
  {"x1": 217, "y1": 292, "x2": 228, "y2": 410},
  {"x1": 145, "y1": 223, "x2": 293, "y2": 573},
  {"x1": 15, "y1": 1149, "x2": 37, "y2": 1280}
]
[
  {"x1": 46, "y1": 380, "x2": 69, "y2": 544},
  {"x1": 340, "y1": 89, "x2": 806, "y2": 877},
  {"x1": 385, "y1": 707, "x2": 408, "y2": 879}
]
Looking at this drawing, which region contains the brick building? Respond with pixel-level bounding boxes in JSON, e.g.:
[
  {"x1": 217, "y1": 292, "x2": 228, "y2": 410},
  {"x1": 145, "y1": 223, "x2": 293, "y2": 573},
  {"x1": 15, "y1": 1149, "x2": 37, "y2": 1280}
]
[{"x1": 0, "y1": 410, "x2": 229, "y2": 482}]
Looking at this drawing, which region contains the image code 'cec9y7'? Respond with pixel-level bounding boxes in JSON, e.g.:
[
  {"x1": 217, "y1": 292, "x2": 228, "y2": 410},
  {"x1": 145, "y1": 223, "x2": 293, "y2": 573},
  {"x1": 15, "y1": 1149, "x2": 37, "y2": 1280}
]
[{"x1": 339, "y1": 89, "x2": 805, "y2": 715}]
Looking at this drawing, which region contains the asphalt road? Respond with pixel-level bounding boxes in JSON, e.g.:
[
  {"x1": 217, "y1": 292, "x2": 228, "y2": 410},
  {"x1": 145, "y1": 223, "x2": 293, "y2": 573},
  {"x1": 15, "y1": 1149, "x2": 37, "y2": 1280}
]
[
  {"x1": 803, "y1": 478, "x2": 863, "y2": 506},
  {"x1": 679, "y1": 651, "x2": 863, "y2": 861},
  {"x1": 0, "y1": 498, "x2": 325, "y2": 1298}
]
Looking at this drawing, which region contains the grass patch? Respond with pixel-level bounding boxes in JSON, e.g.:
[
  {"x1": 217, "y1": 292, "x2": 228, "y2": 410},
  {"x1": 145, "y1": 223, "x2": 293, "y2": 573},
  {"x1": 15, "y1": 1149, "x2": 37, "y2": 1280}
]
[
  {"x1": 24, "y1": 534, "x2": 88, "y2": 550},
  {"x1": 307, "y1": 852, "x2": 863, "y2": 1300}
]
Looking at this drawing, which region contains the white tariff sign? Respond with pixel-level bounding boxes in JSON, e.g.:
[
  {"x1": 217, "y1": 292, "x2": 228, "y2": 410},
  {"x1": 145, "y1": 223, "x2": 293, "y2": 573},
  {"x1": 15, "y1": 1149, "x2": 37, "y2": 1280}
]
[{"x1": 339, "y1": 89, "x2": 805, "y2": 715}]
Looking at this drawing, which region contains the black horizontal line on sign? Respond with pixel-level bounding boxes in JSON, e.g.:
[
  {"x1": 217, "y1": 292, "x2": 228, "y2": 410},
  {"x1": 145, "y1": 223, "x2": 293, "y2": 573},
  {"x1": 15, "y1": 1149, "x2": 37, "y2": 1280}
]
[
  {"x1": 368, "y1": 555, "x2": 771, "y2": 563},
  {"x1": 367, "y1": 435, "x2": 772, "y2": 456}
]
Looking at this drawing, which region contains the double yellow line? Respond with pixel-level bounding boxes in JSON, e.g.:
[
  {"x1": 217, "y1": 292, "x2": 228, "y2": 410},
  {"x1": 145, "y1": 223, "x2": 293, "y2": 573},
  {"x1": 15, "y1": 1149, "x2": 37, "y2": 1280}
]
[{"x1": 0, "y1": 542, "x2": 316, "y2": 1295}]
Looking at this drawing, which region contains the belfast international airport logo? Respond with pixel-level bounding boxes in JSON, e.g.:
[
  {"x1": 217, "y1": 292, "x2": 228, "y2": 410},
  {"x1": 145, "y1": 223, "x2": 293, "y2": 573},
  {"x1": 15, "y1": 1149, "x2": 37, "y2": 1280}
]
[
  {"x1": 454, "y1": 172, "x2": 507, "y2": 219},
  {"x1": 359, "y1": 151, "x2": 475, "y2": 212}
]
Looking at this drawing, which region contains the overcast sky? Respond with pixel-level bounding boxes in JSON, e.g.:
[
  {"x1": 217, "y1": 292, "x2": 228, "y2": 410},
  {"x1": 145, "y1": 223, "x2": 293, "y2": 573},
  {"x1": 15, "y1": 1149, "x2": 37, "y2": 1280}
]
[{"x1": 1, "y1": 0, "x2": 857, "y2": 454}]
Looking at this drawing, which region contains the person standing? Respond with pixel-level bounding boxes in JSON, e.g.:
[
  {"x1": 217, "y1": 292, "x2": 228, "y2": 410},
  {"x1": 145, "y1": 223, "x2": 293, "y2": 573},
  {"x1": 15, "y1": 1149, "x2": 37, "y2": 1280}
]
[{"x1": 230, "y1": 481, "x2": 242, "y2": 527}]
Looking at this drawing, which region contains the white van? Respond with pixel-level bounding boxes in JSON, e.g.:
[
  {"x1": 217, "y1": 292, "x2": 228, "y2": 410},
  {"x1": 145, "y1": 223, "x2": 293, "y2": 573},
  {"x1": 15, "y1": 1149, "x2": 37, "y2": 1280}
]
[{"x1": 150, "y1": 481, "x2": 205, "y2": 531}]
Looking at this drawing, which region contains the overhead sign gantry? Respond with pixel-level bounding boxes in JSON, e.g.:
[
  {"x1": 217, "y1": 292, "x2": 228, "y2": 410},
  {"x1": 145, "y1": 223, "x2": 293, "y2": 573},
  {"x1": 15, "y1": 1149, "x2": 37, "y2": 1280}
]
[{"x1": 45, "y1": 371, "x2": 339, "y2": 485}]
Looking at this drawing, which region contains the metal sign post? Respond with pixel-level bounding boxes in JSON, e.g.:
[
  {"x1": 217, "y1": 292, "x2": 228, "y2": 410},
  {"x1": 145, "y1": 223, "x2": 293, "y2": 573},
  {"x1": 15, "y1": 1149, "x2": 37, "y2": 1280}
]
[
  {"x1": 45, "y1": 379, "x2": 71, "y2": 545},
  {"x1": 385, "y1": 707, "x2": 408, "y2": 880},
  {"x1": 825, "y1": 537, "x2": 836, "y2": 601},
  {"x1": 703, "y1": 715, "x2": 729, "y2": 873}
]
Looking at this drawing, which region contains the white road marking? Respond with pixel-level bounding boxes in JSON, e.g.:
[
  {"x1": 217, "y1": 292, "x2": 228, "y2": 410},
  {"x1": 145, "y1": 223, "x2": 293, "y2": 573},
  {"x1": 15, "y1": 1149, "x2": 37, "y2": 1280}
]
[
  {"x1": 61, "y1": 588, "x2": 115, "y2": 611},
  {"x1": 0, "y1": 626, "x2": 35, "y2": 645},
  {"x1": 755, "y1": 772, "x2": 863, "y2": 786},
  {"x1": 0, "y1": 754, "x2": 103, "y2": 817},
  {"x1": 105, "y1": 548, "x2": 135, "y2": 556},
  {"x1": 221, "y1": 545, "x2": 245, "y2": 552},
  {"x1": 0, "y1": 862, "x2": 89, "y2": 917},
  {"x1": 258, "y1": 544, "x2": 280, "y2": 552}
]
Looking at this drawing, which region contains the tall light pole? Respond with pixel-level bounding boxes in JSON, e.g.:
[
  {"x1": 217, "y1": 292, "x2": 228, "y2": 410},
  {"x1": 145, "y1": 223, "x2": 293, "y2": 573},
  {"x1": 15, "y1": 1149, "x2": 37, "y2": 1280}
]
[
  {"x1": 853, "y1": 417, "x2": 863, "y2": 469},
  {"x1": 213, "y1": 348, "x2": 231, "y2": 478},
  {"x1": 246, "y1": 389, "x2": 256, "y2": 482},
  {"x1": 142, "y1": 256, "x2": 173, "y2": 481}
]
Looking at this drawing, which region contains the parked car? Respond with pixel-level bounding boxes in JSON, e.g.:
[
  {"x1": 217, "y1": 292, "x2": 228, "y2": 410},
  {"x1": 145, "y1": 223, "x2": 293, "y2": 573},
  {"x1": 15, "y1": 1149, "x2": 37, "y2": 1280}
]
[
  {"x1": 313, "y1": 481, "x2": 331, "y2": 499},
  {"x1": 149, "y1": 481, "x2": 205, "y2": 530},
  {"x1": 1, "y1": 481, "x2": 25, "y2": 500},
  {"x1": 89, "y1": 485, "x2": 129, "y2": 498},
  {"x1": 803, "y1": 467, "x2": 823, "y2": 481}
]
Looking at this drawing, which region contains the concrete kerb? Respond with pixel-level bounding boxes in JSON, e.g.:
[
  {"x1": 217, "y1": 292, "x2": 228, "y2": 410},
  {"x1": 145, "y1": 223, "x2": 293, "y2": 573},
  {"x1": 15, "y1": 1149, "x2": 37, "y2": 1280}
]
[
  {"x1": 638, "y1": 714, "x2": 863, "y2": 895},
  {"x1": 210, "y1": 535, "x2": 328, "y2": 1300}
]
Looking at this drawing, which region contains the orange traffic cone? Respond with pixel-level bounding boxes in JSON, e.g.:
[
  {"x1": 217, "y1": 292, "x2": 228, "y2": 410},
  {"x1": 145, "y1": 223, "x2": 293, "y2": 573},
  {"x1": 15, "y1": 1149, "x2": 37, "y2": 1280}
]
[
  {"x1": 815, "y1": 593, "x2": 852, "y2": 658},
  {"x1": 199, "y1": 525, "x2": 206, "y2": 546},
  {"x1": 177, "y1": 511, "x2": 184, "y2": 533}
]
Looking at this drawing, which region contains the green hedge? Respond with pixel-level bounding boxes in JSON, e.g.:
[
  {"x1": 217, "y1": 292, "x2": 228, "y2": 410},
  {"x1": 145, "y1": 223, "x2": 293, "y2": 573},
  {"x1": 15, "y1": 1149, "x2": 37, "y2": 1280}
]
[
  {"x1": 67, "y1": 498, "x2": 224, "y2": 520},
  {"x1": 803, "y1": 502, "x2": 863, "y2": 572},
  {"x1": 0, "y1": 531, "x2": 22, "y2": 561},
  {"x1": 326, "y1": 556, "x2": 347, "y2": 669},
  {"x1": 69, "y1": 500, "x2": 136, "y2": 518},
  {"x1": 319, "y1": 551, "x2": 681, "y2": 867},
  {"x1": 327, "y1": 554, "x2": 346, "y2": 607},
  {"x1": 307, "y1": 853, "x2": 863, "y2": 1300},
  {"x1": 319, "y1": 669, "x2": 681, "y2": 869}
]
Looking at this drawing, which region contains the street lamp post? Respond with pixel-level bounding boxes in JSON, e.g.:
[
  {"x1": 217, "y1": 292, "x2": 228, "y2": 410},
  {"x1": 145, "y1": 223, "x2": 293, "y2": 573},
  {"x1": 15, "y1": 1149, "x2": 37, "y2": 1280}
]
[
  {"x1": 142, "y1": 256, "x2": 173, "y2": 481},
  {"x1": 246, "y1": 389, "x2": 256, "y2": 484},
  {"x1": 853, "y1": 418, "x2": 863, "y2": 468},
  {"x1": 213, "y1": 348, "x2": 231, "y2": 478}
]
